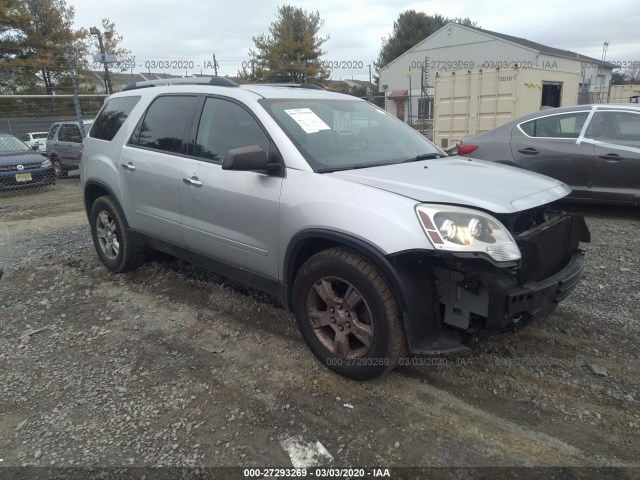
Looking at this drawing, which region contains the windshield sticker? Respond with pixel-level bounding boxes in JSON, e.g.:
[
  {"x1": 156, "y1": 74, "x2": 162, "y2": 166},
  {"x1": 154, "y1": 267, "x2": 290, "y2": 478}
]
[{"x1": 285, "y1": 108, "x2": 331, "y2": 134}]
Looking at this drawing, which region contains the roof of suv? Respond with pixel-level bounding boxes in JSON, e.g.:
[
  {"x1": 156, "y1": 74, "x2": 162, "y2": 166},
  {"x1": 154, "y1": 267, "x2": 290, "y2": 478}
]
[{"x1": 119, "y1": 77, "x2": 359, "y2": 101}]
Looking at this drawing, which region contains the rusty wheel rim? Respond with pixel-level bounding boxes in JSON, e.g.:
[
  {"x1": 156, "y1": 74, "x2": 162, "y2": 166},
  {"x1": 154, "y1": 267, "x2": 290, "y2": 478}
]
[{"x1": 306, "y1": 276, "x2": 374, "y2": 358}]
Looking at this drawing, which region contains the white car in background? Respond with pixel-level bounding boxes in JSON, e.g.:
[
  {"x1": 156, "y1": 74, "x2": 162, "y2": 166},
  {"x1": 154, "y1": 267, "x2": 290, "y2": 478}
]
[{"x1": 21, "y1": 132, "x2": 48, "y2": 153}]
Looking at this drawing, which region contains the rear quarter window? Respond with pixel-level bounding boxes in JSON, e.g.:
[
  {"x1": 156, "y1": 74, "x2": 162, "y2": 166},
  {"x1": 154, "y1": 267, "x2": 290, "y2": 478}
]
[{"x1": 90, "y1": 96, "x2": 141, "y2": 141}]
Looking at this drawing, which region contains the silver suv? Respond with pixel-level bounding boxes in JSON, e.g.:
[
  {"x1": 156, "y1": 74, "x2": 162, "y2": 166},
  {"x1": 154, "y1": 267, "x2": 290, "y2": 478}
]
[
  {"x1": 81, "y1": 77, "x2": 590, "y2": 380},
  {"x1": 46, "y1": 120, "x2": 93, "y2": 178}
]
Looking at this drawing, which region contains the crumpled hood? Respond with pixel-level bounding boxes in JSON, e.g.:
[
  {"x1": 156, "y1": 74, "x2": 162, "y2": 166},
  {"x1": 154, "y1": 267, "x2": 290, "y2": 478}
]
[{"x1": 328, "y1": 157, "x2": 571, "y2": 213}]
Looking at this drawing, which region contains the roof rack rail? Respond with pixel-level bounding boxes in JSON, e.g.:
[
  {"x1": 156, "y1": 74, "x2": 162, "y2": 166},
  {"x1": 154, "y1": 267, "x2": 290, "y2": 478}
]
[
  {"x1": 249, "y1": 83, "x2": 325, "y2": 90},
  {"x1": 122, "y1": 76, "x2": 239, "y2": 91}
]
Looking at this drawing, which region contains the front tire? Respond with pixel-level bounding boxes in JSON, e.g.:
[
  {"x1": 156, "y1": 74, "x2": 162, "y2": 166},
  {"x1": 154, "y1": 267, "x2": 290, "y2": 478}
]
[
  {"x1": 51, "y1": 156, "x2": 67, "y2": 179},
  {"x1": 90, "y1": 195, "x2": 145, "y2": 273},
  {"x1": 292, "y1": 248, "x2": 407, "y2": 380}
]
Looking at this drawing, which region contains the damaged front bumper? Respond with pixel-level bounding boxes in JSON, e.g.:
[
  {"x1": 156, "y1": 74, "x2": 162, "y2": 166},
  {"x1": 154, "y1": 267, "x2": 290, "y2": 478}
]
[
  {"x1": 393, "y1": 213, "x2": 590, "y2": 354},
  {"x1": 433, "y1": 249, "x2": 585, "y2": 335}
]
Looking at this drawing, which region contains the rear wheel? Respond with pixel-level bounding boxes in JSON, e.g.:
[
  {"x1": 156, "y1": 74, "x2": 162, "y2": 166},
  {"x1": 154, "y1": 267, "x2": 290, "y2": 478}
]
[
  {"x1": 90, "y1": 195, "x2": 146, "y2": 272},
  {"x1": 292, "y1": 247, "x2": 407, "y2": 380}
]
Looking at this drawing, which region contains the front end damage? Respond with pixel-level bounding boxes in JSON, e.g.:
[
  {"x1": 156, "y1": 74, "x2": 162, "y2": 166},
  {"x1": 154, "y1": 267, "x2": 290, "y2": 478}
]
[{"x1": 393, "y1": 207, "x2": 591, "y2": 354}]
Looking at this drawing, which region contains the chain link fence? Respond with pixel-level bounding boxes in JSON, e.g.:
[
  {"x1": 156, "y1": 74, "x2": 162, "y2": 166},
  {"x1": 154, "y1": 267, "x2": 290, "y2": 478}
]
[{"x1": 0, "y1": 88, "x2": 105, "y2": 199}]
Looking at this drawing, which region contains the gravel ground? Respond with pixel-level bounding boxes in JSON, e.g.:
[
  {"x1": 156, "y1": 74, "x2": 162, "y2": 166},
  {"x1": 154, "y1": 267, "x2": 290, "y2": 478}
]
[{"x1": 0, "y1": 184, "x2": 639, "y2": 477}]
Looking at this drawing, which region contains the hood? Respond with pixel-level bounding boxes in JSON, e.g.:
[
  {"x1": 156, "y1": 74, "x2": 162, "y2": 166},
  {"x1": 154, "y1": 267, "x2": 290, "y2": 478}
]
[
  {"x1": 328, "y1": 157, "x2": 570, "y2": 213},
  {"x1": 0, "y1": 151, "x2": 46, "y2": 167}
]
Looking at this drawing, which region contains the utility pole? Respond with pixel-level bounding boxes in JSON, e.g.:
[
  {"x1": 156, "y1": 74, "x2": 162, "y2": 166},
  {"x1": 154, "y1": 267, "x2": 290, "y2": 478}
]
[
  {"x1": 407, "y1": 68, "x2": 412, "y2": 125},
  {"x1": 213, "y1": 53, "x2": 219, "y2": 76},
  {"x1": 90, "y1": 26, "x2": 113, "y2": 95},
  {"x1": 64, "y1": 44, "x2": 86, "y2": 137},
  {"x1": 368, "y1": 64, "x2": 372, "y2": 101}
]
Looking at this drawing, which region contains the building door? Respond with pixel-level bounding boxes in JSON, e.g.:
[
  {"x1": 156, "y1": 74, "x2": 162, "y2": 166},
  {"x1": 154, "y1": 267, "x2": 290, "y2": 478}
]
[
  {"x1": 396, "y1": 101, "x2": 405, "y2": 121},
  {"x1": 541, "y1": 82, "x2": 562, "y2": 108}
]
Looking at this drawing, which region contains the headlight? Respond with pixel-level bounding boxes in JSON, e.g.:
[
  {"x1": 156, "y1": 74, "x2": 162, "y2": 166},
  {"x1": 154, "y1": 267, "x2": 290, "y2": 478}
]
[
  {"x1": 40, "y1": 158, "x2": 51, "y2": 168},
  {"x1": 415, "y1": 204, "x2": 521, "y2": 262}
]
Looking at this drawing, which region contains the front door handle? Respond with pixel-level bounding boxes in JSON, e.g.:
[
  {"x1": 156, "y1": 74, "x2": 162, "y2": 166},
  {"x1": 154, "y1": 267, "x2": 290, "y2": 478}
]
[
  {"x1": 183, "y1": 177, "x2": 203, "y2": 187},
  {"x1": 121, "y1": 162, "x2": 136, "y2": 171},
  {"x1": 517, "y1": 148, "x2": 539, "y2": 155},
  {"x1": 598, "y1": 153, "x2": 624, "y2": 161}
]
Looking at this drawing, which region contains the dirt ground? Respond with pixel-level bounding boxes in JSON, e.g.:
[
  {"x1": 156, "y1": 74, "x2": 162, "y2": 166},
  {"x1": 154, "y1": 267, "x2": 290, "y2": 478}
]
[{"x1": 0, "y1": 182, "x2": 639, "y2": 478}]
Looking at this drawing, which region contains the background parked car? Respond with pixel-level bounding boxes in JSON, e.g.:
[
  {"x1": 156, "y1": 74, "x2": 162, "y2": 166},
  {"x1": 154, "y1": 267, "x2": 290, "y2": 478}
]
[
  {"x1": 458, "y1": 104, "x2": 640, "y2": 205},
  {"x1": 46, "y1": 120, "x2": 93, "y2": 178},
  {"x1": 0, "y1": 132, "x2": 55, "y2": 190},
  {"x1": 21, "y1": 131, "x2": 48, "y2": 152}
]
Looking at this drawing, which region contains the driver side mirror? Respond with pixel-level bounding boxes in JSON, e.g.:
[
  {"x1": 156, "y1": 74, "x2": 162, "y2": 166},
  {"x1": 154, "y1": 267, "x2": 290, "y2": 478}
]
[{"x1": 222, "y1": 145, "x2": 281, "y2": 174}]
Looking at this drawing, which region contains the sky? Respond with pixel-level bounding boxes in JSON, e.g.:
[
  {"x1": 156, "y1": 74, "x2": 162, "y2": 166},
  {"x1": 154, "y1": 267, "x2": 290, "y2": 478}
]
[{"x1": 71, "y1": 0, "x2": 640, "y2": 81}]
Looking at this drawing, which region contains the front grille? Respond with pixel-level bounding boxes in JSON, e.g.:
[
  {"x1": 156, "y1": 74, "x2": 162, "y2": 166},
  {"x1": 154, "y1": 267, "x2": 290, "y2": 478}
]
[
  {"x1": 516, "y1": 215, "x2": 574, "y2": 282},
  {"x1": 0, "y1": 163, "x2": 41, "y2": 172}
]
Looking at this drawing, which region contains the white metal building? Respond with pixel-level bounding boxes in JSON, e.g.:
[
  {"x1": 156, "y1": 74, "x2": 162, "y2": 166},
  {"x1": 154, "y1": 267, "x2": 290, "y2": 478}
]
[{"x1": 379, "y1": 22, "x2": 616, "y2": 123}]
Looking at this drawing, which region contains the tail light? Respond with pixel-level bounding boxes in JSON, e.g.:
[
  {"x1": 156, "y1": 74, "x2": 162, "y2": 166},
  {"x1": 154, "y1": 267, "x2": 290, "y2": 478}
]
[
  {"x1": 458, "y1": 145, "x2": 478, "y2": 155},
  {"x1": 77, "y1": 152, "x2": 82, "y2": 161}
]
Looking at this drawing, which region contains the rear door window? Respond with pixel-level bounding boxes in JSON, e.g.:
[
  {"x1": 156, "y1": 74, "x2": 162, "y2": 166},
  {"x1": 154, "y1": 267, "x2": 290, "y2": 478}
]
[
  {"x1": 519, "y1": 112, "x2": 588, "y2": 138},
  {"x1": 130, "y1": 95, "x2": 198, "y2": 154}
]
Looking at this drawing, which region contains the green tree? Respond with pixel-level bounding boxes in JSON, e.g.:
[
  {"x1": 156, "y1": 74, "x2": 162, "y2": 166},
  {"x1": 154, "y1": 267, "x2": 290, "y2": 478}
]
[
  {"x1": 611, "y1": 67, "x2": 640, "y2": 85},
  {"x1": 375, "y1": 11, "x2": 477, "y2": 74},
  {"x1": 247, "y1": 4, "x2": 330, "y2": 84},
  {"x1": 0, "y1": 0, "x2": 35, "y2": 93},
  {"x1": 0, "y1": 0, "x2": 87, "y2": 94}
]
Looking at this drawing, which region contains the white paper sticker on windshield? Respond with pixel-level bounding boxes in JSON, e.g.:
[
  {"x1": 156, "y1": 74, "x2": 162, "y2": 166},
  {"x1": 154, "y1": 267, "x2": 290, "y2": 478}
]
[{"x1": 285, "y1": 108, "x2": 331, "y2": 134}]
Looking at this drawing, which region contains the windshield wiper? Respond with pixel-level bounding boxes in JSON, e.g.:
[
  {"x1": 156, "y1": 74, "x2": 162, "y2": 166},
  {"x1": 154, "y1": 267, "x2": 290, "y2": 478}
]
[
  {"x1": 317, "y1": 162, "x2": 390, "y2": 173},
  {"x1": 402, "y1": 153, "x2": 446, "y2": 163}
]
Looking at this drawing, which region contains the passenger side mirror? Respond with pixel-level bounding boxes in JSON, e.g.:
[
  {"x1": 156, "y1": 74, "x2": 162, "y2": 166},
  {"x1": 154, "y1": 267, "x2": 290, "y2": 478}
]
[{"x1": 222, "y1": 145, "x2": 280, "y2": 173}]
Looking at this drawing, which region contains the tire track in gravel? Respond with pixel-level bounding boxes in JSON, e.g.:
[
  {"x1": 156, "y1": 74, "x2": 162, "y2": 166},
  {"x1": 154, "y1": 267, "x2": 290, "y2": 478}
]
[{"x1": 1, "y1": 199, "x2": 638, "y2": 468}]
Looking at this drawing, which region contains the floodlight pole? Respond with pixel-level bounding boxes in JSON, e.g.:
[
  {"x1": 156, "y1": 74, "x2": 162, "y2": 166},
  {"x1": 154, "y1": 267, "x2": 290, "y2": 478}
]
[
  {"x1": 64, "y1": 44, "x2": 86, "y2": 137},
  {"x1": 90, "y1": 26, "x2": 113, "y2": 95}
]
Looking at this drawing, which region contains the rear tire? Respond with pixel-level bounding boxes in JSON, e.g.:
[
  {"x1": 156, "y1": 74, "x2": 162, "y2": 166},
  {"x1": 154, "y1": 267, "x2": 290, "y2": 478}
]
[
  {"x1": 90, "y1": 195, "x2": 146, "y2": 273},
  {"x1": 292, "y1": 247, "x2": 407, "y2": 380}
]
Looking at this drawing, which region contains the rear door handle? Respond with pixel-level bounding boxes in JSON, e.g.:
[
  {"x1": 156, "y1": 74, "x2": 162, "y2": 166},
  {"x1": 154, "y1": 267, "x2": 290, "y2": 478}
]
[
  {"x1": 598, "y1": 153, "x2": 624, "y2": 161},
  {"x1": 121, "y1": 162, "x2": 136, "y2": 171},
  {"x1": 517, "y1": 148, "x2": 539, "y2": 155},
  {"x1": 183, "y1": 177, "x2": 202, "y2": 187}
]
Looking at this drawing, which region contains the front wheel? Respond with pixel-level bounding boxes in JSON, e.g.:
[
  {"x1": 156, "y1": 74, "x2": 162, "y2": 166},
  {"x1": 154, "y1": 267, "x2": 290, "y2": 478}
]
[
  {"x1": 292, "y1": 248, "x2": 407, "y2": 380},
  {"x1": 89, "y1": 195, "x2": 146, "y2": 273},
  {"x1": 51, "y1": 156, "x2": 67, "y2": 179}
]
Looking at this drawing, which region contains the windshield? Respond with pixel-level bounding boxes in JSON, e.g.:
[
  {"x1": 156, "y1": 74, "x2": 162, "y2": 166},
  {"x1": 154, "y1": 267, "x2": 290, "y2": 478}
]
[
  {"x1": 0, "y1": 135, "x2": 30, "y2": 153},
  {"x1": 260, "y1": 98, "x2": 444, "y2": 172},
  {"x1": 32, "y1": 133, "x2": 48, "y2": 139}
]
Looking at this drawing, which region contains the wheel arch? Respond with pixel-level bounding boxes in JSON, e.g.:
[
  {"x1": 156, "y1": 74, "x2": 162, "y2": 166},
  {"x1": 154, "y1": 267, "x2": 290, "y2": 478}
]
[
  {"x1": 283, "y1": 229, "x2": 411, "y2": 313},
  {"x1": 83, "y1": 180, "x2": 128, "y2": 225},
  {"x1": 283, "y1": 229, "x2": 459, "y2": 354}
]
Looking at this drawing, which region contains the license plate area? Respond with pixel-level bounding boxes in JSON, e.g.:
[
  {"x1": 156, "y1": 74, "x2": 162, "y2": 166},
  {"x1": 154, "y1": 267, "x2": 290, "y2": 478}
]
[{"x1": 15, "y1": 173, "x2": 33, "y2": 182}]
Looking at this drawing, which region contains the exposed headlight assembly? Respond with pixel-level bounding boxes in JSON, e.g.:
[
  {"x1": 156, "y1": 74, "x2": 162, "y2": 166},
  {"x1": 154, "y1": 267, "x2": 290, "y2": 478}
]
[
  {"x1": 40, "y1": 158, "x2": 52, "y2": 168},
  {"x1": 415, "y1": 204, "x2": 521, "y2": 262}
]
